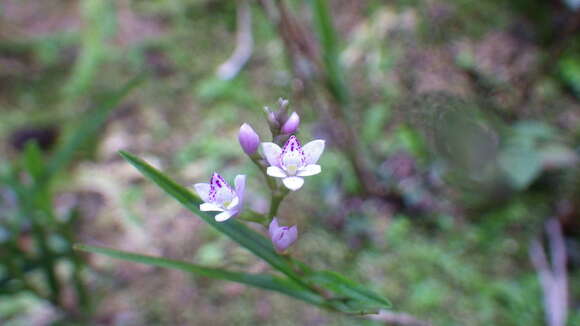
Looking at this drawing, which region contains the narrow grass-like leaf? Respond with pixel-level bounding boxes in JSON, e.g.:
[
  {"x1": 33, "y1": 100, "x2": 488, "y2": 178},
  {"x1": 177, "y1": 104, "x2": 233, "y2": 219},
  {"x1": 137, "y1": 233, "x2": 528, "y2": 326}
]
[
  {"x1": 306, "y1": 270, "x2": 392, "y2": 313},
  {"x1": 75, "y1": 244, "x2": 324, "y2": 306},
  {"x1": 23, "y1": 141, "x2": 44, "y2": 183},
  {"x1": 118, "y1": 151, "x2": 310, "y2": 290},
  {"x1": 311, "y1": 0, "x2": 350, "y2": 105},
  {"x1": 45, "y1": 77, "x2": 142, "y2": 183},
  {"x1": 64, "y1": 0, "x2": 115, "y2": 97}
]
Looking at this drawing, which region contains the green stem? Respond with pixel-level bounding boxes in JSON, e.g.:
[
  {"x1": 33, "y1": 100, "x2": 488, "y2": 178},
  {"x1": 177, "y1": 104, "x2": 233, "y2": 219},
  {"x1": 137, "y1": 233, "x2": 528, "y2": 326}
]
[
  {"x1": 237, "y1": 210, "x2": 269, "y2": 226},
  {"x1": 11, "y1": 183, "x2": 61, "y2": 306},
  {"x1": 250, "y1": 155, "x2": 277, "y2": 191},
  {"x1": 247, "y1": 142, "x2": 288, "y2": 222},
  {"x1": 5, "y1": 245, "x2": 45, "y2": 299},
  {"x1": 62, "y1": 209, "x2": 90, "y2": 315},
  {"x1": 268, "y1": 188, "x2": 289, "y2": 219},
  {"x1": 30, "y1": 221, "x2": 61, "y2": 306}
]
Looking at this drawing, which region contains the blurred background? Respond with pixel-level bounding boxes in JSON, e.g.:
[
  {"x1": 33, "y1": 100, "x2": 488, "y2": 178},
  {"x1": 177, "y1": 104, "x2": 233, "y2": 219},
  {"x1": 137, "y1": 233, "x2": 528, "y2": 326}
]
[{"x1": 1, "y1": 0, "x2": 579, "y2": 325}]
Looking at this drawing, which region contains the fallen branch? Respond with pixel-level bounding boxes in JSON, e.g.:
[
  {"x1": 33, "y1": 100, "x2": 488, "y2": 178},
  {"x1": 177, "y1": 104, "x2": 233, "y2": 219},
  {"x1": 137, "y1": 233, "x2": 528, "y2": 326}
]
[{"x1": 216, "y1": 0, "x2": 253, "y2": 80}]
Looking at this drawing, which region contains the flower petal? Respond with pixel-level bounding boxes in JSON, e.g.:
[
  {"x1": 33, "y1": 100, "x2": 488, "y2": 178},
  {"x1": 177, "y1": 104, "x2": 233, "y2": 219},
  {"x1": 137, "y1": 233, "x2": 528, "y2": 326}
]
[
  {"x1": 226, "y1": 196, "x2": 240, "y2": 210},
  {"x1": 194, "y1": 183, "x2": 211, "y2": 202},
  {"x1": 261, "y1": 142, "x2": 282, "y2": 167},
  {"x1": 267, "y1": 166, "x2": 287, "y2": 178},
  {"x1": 297, "y1": 164, "x2": 321, "y2": 177},
  {"x1": 215, "y1": 210, "x2": 235, "y2": 222},
  {"x1": 282, "y1": 176, "x2": 304, "y2": 191},
  {"x1": 272, "y1": 225, "x2": 298, "y2": 253},
  {"x1": 200, "y1": 203, "x2": 224, "y2": 212},
  {"x1": 302, "y1": 140, "x2": 325, "y2": 165},
  {"x1": 269, "y1": 217, "x2": 280, "y2": 238},
  {"x1": 280, "y1": 135, "x2": 305, "y2": 171},
  {"x1": 234, "y1": 174, "x2": 246, "y2": 207}
]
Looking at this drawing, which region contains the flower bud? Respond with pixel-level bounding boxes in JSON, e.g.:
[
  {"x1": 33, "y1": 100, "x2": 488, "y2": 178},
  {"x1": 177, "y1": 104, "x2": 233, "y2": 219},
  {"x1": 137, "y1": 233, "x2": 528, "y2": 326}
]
[
  {"x1": 276, "y1": 98, "x2": 290, "y2": 121},
  {"x1": 268, "y1": 218, "x2": 298, "y2": 254},
  {"x1": 264, "y1": 106, "x2": 279, "y2": 129},
  {"x1": 238, "y1": 123, "x2": 260, "y2": 155},
  {"x1": 281, "y1": 112, "x2": 300, "y2": 134}
]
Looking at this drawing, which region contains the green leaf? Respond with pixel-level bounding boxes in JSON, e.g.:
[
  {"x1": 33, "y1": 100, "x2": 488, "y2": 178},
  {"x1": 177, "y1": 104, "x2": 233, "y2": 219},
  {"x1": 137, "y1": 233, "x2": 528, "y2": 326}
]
[
  {"x1": 306, "y1": 270, "x2": 392, "y2": 313},
  {"x1": 45, "y1": 77, "x2": 142, "y2": 184},
  {"x1": 311, "y1": 0, "x2": 350, "y2": 105},
  {"x1": 499, "y1": 146, "x2": 542, "y2": 190},
  {"x1": 118, "y1": 151, "x2": 310, "y2": 289},
  {"x1": 22, "y1": 141, "x2": 44, "y2": 183},
  {"x1": 75, "y1": 244, "x2": 324, "y2": 306},
  {"x1": 64, "y1": 0, "x2": 116, "y2": 97}
]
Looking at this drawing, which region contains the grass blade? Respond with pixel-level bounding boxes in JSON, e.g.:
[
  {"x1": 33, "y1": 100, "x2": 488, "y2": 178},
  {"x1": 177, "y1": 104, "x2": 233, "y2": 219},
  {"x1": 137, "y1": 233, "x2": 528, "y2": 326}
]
[
  {"x1": 311, "y1": 0, "x2": 350, "y2": 105},
  {"x1": 75, "y1": 244, "x2": 324, "y2": 306},
  {"x1": 45, "y1": 77, "x2": 142, "y2": 183},
  {"x1": 306, "y1": 270, "x2": 391, "y2": 311}
]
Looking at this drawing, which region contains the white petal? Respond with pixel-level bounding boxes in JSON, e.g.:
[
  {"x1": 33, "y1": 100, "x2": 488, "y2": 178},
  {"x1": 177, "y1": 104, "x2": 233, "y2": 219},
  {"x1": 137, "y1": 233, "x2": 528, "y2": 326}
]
[
  {"x1": 215, "y1": 210, "x2": 235, "y2": 222},
  {"x1": 200, "y1": 203, "x2": 224, "y2": 212},
  {"x1": 267, "y1": 166, "x2": 287, "y2": 178},
  {"x1": 302, "y1": 140, "x2": 325, "y2": 165},
  {"x1": 297, "y1": 164, "x2": 321, "y2": 177},
  {"x1": 282, "y1": 177, "x2": 304, "y2": 191},
  {"x1": 261, "y1": 142, "x2": 282, "y2": 167},
  {"x1": 194, "y1": 183, "x2": 211, "y2": 202},
  {"x1": 226, "y1": 196, "x2": 239, "y2": 210}
]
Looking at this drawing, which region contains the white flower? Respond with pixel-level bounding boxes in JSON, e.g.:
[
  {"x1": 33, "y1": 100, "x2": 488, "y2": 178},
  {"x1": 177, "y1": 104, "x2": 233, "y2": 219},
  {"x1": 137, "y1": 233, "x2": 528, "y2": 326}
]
[
  {"x1": 194, "y1": 173, "x2": 246, "y2": 222},
  {"x1": 262, "y1": 135, "x2": 325, "y2": 191}
]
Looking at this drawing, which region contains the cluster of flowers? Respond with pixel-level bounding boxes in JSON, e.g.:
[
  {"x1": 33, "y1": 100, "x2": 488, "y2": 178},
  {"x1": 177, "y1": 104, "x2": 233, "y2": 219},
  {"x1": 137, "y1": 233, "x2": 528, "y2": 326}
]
[{"x1": 193, "y1": 99, "x2": 325, "y2": 254}]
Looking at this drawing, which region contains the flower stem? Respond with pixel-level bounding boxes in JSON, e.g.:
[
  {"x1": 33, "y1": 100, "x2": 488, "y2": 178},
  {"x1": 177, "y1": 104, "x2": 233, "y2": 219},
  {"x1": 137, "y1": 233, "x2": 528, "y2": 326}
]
[
  {"x1": 238, "y1": 210, "x2": 269, "y2": 226},
  {"x1": 249, "y1": 155, "x2": 277, "y2": 191},
  {"x1": 268, "y1": 188, "x2": 289, "y2": 219},
  {"x1": 247, "y1": 149, "x2": 288, "y2": 222}
]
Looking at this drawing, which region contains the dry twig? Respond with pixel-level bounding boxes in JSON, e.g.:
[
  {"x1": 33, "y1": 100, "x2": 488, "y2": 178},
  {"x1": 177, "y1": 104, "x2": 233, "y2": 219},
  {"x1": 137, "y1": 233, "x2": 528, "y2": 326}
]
[
  {"x1": 367, "y1": 310, "x2": 432, "y2": 326},
  {"x1": 216, "y1": 0, "x2": 253, "y2": 80},
  {"x1": 529, "y1": 218, "x2": 569, "y2": 326}
]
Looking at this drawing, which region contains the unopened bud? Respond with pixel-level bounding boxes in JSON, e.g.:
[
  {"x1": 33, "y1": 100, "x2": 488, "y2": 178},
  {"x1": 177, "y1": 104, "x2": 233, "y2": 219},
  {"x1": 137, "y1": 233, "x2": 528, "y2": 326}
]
[
  {"x1": 281, "y1": 112, "x2": 300, "y2": 134},
  {"x1": 269, "y1": 218, "x2": 298, "y2": 254},
  {"x1": 238, "y1": 123, "x2": 260, "y2": 155},
  {"x1": 276, "y1": 98, "x2": 290, "y2": 121}
]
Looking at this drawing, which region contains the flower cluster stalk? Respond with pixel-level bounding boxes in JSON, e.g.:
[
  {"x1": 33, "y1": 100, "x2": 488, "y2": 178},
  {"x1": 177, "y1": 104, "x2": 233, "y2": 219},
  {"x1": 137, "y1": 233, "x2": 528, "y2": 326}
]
[{"x1": 194, "y1": 98, "x2": 325, "y2": 253}]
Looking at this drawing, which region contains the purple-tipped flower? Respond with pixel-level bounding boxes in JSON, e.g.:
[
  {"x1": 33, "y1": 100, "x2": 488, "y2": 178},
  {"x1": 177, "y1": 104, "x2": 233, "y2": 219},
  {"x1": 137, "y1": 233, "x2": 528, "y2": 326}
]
[
  {"x1": 262, "y1": 135, "x2": 325, "y2": 191},
  {"x1": 194, "y1": 173, "x2": 246, "y2": 222},
  {"x1": 238, "y1": 123, "x2": 260, "y2": 155},
  {"x1": 281, "y1": 112, "x2": 300, "y2": 134},
  {"x1": 269, "y1": 218, "x2": 298, "y2": 254}
]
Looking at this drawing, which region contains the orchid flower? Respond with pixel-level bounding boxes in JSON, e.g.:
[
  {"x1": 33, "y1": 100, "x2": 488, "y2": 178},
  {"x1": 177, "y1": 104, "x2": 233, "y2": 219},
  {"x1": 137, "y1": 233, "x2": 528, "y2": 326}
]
[
  {"x1": 194, "y1": 173, "x2": 246, "y2": 222},
  {"x1": 268, "y1": 218, "x2": 298, "y2": 253},
  {"x1": 262, "y1": 135, "x2": 325, "y2": 191}
]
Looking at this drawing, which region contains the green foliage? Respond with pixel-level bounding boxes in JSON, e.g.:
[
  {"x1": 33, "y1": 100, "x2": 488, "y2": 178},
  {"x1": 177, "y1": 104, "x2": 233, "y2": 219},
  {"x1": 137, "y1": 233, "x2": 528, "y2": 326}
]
[
  {"x1": 310, "y1": 0, "x2": 350, "y2": 106},
  {"x1": 64, "y1": 0, "x2": 117, "y2": 98},
  {"x1": 559, "y1": 53, "x2": 580, "y2": 96},
  {"x1": 75, "y1": 244, "x2": 325, "y2": 306},
  {"x1": 375, "y1": 216, "x2": 545, "y2": 326},
  {"x1": 196, "y1": 77, "x2": 257, "y2": 107},
  {"x1": 0, "y1": 78, "x2": 138, "y2": 322},
  {"x1": 499, "y1": 120, "x2": 571, "y2": 189}
]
